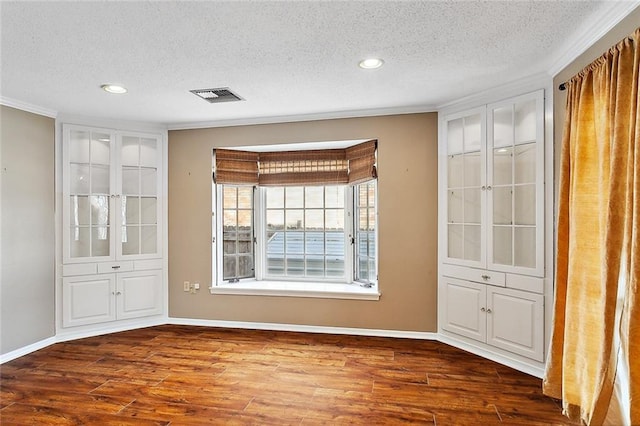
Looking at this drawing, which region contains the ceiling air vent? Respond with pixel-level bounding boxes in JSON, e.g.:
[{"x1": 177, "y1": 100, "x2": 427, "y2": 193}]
[{"x1": 190, "y1": 87, "x2": 244, "y2": 104}]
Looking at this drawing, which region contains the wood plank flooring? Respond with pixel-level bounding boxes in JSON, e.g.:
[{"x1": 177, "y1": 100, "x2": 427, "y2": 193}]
[{"x1": 0, "y1": 325, "x2": 574, "y2": 425}]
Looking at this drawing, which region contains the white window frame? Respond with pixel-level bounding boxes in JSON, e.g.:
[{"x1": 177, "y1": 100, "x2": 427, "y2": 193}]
[{"x1": 211, "y1": 182, "x2": 379, "y2": 300}]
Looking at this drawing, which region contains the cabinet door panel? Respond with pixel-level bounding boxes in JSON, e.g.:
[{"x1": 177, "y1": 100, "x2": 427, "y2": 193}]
[
  {"x1": 486, "y1": 287, "x2": 544, "y2": 361},
  {"x1": 441, "y1": 278, "x2": 486, "y2": 342},
  {"x1": 116, "y1": 271, "x2": 162, "y2": 320},
  {"x1": 63, "y1": 275, "x2": 115, "y2": 327}
]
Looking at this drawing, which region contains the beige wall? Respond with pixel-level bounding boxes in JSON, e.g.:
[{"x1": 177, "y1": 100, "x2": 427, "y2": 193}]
[
  {"x1": 1, "y1": 106, "x2": 55, "y2": 354},
  {"x1": 168, "y1": 113, "x2": 438, "y2": 332}
]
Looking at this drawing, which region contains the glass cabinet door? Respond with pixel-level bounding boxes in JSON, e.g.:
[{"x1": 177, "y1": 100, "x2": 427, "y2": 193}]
[
  {"x1": 119, "y1": 134, "x2": 161, "y2": 257},
  {"x1": 66, "y1": 127, "x2": 114, "y2": 260},
  {"x1": 445, "y1": 110, "x2": 485, "y2": 265},
  {"x1": 488, "y1": 91, "x2": 543, "y2": 275}
]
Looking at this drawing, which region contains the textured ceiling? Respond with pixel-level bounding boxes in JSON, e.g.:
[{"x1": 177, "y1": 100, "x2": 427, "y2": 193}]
[{"x1": 0, "y1": 1, "x2": 634, "y2": 126}]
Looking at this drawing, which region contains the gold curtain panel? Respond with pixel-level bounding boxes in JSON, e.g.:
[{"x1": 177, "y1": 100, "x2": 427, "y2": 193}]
[{"x1": 543, "y1": 28, "x2": 639, "y2": 425}]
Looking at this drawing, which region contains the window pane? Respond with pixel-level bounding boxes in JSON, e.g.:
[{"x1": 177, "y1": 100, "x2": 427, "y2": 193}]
[
  {"x1": 286, "y1": 210, "x2": 303, "y2": 230},
  {"x1": 141, "y1": 226, "x2": 157, "y2": 254},
  {"x1": 285, "y1": 232, "x2": 304, "y2": 254},
  {"x1": 354, "y1": 182, "x2": 377, "y2": 284},
  {"x1": 285, "y1": 187, "x2": 304, "y2": 208},
  {"x1": 305, "y1": 210, "x2": 323, "y2": 230},
  {"x1": 305, "y1": 232, "x2": 324, "y2": 255},
  {"x1": 367, "y1": 184, "x2": 375, "y2": 207},
  {"x1": 266, "y1": 187, "x2": 284, "y2": 208},
  {"x1": 71, "y1": 196, "x2": 90, "y2": 226},
  {"x1": 223, "y1": 233, "x2": 237, "y2": 254},
  {"x1": 223, "y1": 257, "x2": 236, "y2": 279},
  {"x1": 220, "y1": 184, "x2": 255, "y2": 281},
  {"x1": 122, "y1": 226, "x2": 139, "y2": 255},
  {"x1": 325, "y1": 210, "x2": 344, "y2": 230},
  {"x1": 92, "y1": 226, "x2": 110, "y2": 256},
  {"x1": 223, "y1": 186, "x2": 237, "y2": 209},
  {"x1": 224, "y1": 210, "x2": 237, "y2": 229},
  {"x1": 326, "y1": 186, "x2": 344, "y2": 208},
  {"x1": 238, "y1": 209, "x2": 252, "y2": 228},
  {"x1": 306, "y1": 256, "x2": 325, "y2": 276},
  {"x1": 267, "y1": 210, "x2": 284, "y2": 231},
  {"x1": 305, "y1": 187, "x2": 324, "y2": 208},
  {"x1": 237, "y1": 232, "x2": 253, "y2": 254},
  {"x1": 237, "y1": 187, "x2": 253, "y2": 208},
  {"x1": 238, "y1": 255, "x2": 254, "y2": 277}
]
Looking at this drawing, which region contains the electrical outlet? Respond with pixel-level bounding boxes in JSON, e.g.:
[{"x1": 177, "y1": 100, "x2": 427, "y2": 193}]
[
  {"x1": 183, "y1": 281, "x2": 190, "y2": 292},
  {"x1": 194, "y1": 283, "x2": 200, "y2": 290}
]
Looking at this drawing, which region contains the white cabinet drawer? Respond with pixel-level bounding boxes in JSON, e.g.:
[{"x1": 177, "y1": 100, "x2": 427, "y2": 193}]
[
  {"x1": 441, "y1": 264, "x2": 505, "y2": 287},
  {"x1": 134, "y1": 259, "x2": 163, "y2": 271},
  {"x1": 97, "y1": 261, "x2": 134, "y2": 274},
  {"x1": 505, "y1": 274, "x2": 544, "y2": 294},
  {"x1": 62, "y1": 263, "x2": 98, "y2": 277}
]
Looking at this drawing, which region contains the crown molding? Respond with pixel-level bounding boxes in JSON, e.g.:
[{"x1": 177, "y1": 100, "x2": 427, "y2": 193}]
[
  {"x1": 547, "y1": 1, "x2": 640, "y2": 77},
  {"x1": 166, "y1": 104, "x2": 436, "y2": 130},
  {"x1": 0, "y1": 96, "x2": 57, "y2": 118},
  {"x1": 436, "y1": 72, "x2": 551, "y2": 113}
]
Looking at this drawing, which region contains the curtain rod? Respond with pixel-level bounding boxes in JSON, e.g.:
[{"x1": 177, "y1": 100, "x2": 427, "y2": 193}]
[{"x1": 558, "y1": 36, "x2": 634, "y2": 91}]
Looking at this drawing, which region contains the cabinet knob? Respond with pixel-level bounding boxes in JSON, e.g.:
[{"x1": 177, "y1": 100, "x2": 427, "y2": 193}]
[
  {"x1": 481, "y1": 185, "x2": 486, "y2": 191},
  {"x1": 487, "y1": 308, "x2": 492, "y2": 314},
  {"x1": 116, "y1": 291, "x2": 122, "y2": 295},
  {"x1": 481, "y1": 274, "x2": 490, "y2": 280},
  {"x1": 487, "y1": 186, "x2": 492, "y2": 191},
  {"x1": 480, "y1": 307, "x2": 486, "y2": 312}
]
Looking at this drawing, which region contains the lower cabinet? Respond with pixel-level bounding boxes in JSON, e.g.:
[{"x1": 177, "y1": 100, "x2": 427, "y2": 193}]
[
  {"x1": 63, "y1": 270, "x2": 162, "y2": 327},
  {"x1": 440, "y1": 276, "x2": 544, "y2": 362}
]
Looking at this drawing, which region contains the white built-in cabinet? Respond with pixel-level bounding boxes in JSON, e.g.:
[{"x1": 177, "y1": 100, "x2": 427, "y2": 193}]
[
  {"x1": 61, "y1": 124, "x2": 164, "y2": 328},
  {"x1": 438, "y1": 90, "x2": 546, "y2": 365}
]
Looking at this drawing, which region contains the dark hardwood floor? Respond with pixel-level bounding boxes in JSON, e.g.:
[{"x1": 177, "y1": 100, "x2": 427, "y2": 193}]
[{"x1": 1, "y1": 325, "x2": 573, "y2": 425}]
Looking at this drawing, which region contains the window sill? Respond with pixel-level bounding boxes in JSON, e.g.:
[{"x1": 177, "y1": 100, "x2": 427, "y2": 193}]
[{"x1": 209, "y1": 280, "x2": 380, "y2": 300}]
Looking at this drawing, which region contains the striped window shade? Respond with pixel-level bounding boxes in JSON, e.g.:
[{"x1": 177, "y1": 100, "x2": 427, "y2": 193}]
[{"x1": 213, "y1": 140, "x2": 377, "y2": 186}]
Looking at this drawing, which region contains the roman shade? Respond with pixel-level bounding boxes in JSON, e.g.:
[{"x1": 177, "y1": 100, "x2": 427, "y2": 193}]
[
  {"x1": 213, "y1": 140, "x2": 377, "y2": 186},
  {"x1": 214, "y1": 149, "x2": 259, "y2": 185}
]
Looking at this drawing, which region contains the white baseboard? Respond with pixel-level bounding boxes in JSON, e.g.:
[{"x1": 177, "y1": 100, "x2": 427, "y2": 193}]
[
  {"x1": 438, "y1": 333, "x2": 545, "y2": 378},
  {"x1": 1, "y1": 317, "x2": 543, "y2": 379},
  {"x1": 167, "y1": 317, "x2": 438, "y2": 341},
  {"x1": 0, "y1": 336, "x2": 57, "y2": 364},
  {"x1": 55, "y1": 317, "x2": 166, "y2": 343}
]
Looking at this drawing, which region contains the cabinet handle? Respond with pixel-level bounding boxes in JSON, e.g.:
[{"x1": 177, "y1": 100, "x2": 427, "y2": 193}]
[
  {"x1": 116, "y1": 291, "x2": 122, "y2": 295},
  {"x1": 487, "y1": 308, "x2": 492, "y2": 314},
  {"x1": 480, "y1": 307, "x2": 486, "y2": 312},
  {"x1": 481, "y1": 274, "x2": 490, "y2": 280},
  {"x1": 112, "y1": 265, "x2": 121, "y2": 270}
]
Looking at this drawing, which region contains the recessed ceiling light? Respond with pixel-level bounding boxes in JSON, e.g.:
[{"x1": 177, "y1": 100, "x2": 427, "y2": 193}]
[
  {"x1": 101, "y1": 84, "x2": 128, "y2": 94},
  {"x1": 359, "y1": 58, "x2": 384, "y2": 69}
]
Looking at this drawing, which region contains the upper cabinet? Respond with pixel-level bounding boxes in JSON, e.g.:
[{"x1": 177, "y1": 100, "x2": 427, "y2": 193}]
[
  {"x1": 442, "y1": 90, "x2": 544, "y2": 277},
  {"x1": 62, "y1": 124, "x2": 163, "y2": 263}
]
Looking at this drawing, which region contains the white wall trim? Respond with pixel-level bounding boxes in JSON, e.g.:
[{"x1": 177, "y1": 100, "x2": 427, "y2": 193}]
[
  {"x1": 56, "y1": 113, "x2": 167, "y2": 134},
  {"x1": 0, "y1": 336, "x2": 57, "y2": 364},
  {"x1": 437, "y1": 72, "x2": 551, "y2": 113},
  {"x1": 167, "y1": 104, "x2": 436, "y2": 130},
  {"x1": 438, "y1": 334, "x2": 545, "y2": 378},
  {"x1": 2, "y1": 318, "x2": 545, "y2": 379},
  {"x1": 0, "y1": 96, "x2": 57, "y2": 118},
  {"x1": 547, "y1": 1, "x2": 640, "y2": 78},
  {"x1": 54, "y1": 317, "x2": 166, "y2": 344},
  {"x1": 167, "y1": 317, "x2": 437, "y2": 340}
]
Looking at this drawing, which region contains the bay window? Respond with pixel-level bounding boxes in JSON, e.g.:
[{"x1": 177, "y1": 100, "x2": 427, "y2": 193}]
[{"x1": 212, "y1": 140, "x2": 378, "y2": 295}]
